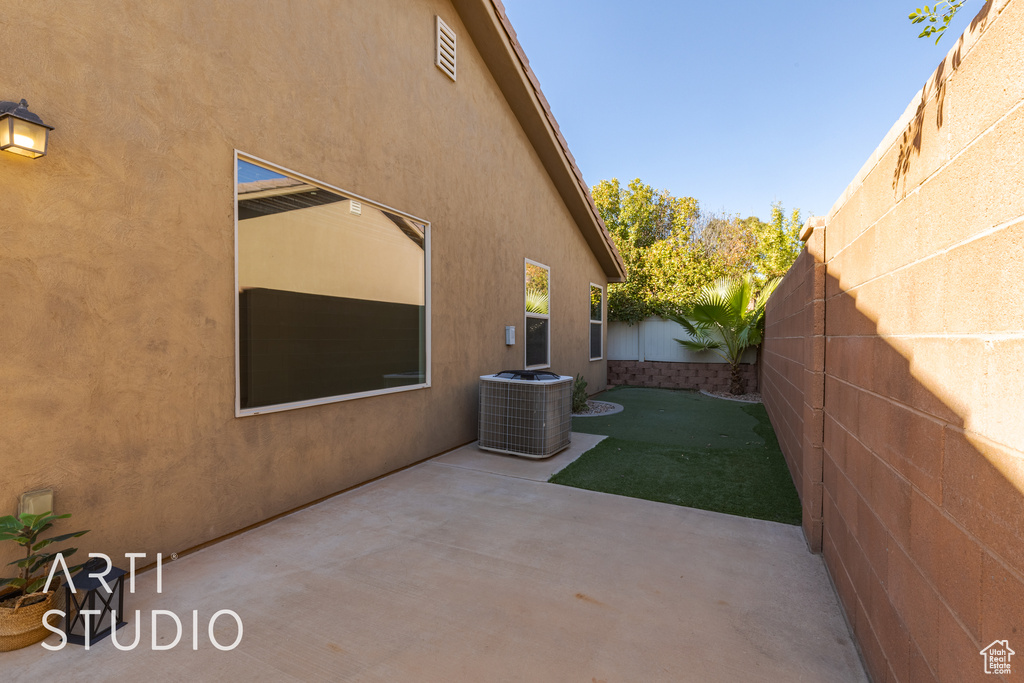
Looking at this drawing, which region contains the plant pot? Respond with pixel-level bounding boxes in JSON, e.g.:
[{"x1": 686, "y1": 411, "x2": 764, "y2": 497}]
[{"x1": 0, "y1": 588, "x2": 64, "y2": 652}]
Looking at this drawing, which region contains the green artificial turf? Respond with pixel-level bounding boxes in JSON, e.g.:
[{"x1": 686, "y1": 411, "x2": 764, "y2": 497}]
[{"x1": 551, "y1": 386, "x2": 803, "y2": 525}]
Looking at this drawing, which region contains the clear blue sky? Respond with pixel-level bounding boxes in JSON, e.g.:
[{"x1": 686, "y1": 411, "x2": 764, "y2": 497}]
[{"x1": 501, "y1": 0, "x2": 980, "y2": 222}]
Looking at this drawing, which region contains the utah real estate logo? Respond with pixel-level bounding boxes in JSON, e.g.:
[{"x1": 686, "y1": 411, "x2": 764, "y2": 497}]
[{"x1": 980, "y1": 640, "x2": 1014, "y2": 675}]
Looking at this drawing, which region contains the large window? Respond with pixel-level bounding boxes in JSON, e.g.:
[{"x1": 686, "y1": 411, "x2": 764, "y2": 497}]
[
  {"x1": 235, "y1": 154, "x2": 429, "y2": 415},
  {"x1": 524, "y1": 259, "x2": 550, "y2": 369},
  {"x1": 590, "y1": 284, "x2": 603, "y2": 361}
]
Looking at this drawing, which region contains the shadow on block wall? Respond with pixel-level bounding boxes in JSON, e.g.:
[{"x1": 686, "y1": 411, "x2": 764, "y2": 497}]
[
  {"x1": 892, "y1": 1, "x2": 995, "y2": 199},
  {"x1": 764, "y1": 263, "x2": 1024, "y2": 683}
]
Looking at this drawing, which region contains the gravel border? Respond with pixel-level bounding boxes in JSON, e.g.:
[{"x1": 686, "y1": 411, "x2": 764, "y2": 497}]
[
  {"x1": 699, "y1": 389, "x2": 763, "y2": 404},
  {"x1": 572, "y1": 400, "x2": 624, "y2": 417}
]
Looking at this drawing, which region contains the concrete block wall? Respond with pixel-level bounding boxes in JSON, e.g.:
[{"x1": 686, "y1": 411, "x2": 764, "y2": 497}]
[
  {"x1": 761, "y1": 1, "x2": 1024, "y2": 681},
  {"x1": 608, "y1": 360, "x2": 757, "y2": 394},
  {"x1": 761, "y1": 219, "x2": 826, "y2": 551}
]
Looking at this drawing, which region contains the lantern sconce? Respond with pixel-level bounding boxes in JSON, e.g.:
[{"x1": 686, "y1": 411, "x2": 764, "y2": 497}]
[{"x1": 0, "y1": 99, "x2": 54, "y2": 159}]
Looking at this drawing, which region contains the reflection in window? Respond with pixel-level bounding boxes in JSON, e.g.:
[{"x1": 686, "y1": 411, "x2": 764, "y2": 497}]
[
  {"x1": 590, "y1": 284, "x2": 603, "y2": 361},
  {"x1": 525, "y1": 260, "x2": 550, "y2": 368},
  {"x1": 236, "y1": 157, "x2": 428, "y2": 412}
]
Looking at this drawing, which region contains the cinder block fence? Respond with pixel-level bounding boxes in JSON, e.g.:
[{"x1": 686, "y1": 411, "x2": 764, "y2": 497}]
[
  {"x1": 606, "y1": 317, "x2": 757, "y2": 393},
  {"x1": 607, "y1": 359, "x2": 756, "y2": 393},
  {"x1": 761, "y1": 2, "x2": 1024, "y2": 680}
]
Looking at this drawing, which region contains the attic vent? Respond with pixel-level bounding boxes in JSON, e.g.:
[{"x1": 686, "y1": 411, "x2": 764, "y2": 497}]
[
  {"x1": 435, "y1": 16, "x2": 456, "y2": 81},
  {"x1": 349, "y1": 200, "x2": 362, "y2": 216}
]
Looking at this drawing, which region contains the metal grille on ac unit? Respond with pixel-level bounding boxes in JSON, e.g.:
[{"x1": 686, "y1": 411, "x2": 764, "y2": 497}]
[{"x1": 478, "y1": 371, "x2": 572, "y2": 458}]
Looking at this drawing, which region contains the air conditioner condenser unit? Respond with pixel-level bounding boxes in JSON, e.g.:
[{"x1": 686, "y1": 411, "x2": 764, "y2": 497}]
[{"x1": 478, "y1": 370, "x2": 573, "y2": 458}]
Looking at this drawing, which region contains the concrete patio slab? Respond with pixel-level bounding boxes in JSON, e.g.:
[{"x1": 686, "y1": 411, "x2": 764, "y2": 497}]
[
  {"x1": 5, "y1": 450, "x2": 866, "y2": 682},
  {"x1": 432, "y1": 433, "x2": 607, "y2": 481}
]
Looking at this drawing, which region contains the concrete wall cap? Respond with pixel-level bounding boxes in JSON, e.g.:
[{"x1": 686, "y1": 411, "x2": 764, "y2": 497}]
[{"x1": 799, "y1": 216, "x2": 826, "y2": 242}]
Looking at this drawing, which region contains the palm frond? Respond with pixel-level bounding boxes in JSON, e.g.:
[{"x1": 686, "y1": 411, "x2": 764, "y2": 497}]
[
  {"x1": 724, "y1": 275, "x2": 753, "y2": 324},
  {"x1": 674, "y1": 336, "x2": 720, "y2": 352},
  {"x1": 668, "y1": 273, "x2": 777, "y2": 371},
  {"x1": 663, "y1": 311, "x2": 702, "y2": 337},
  {"x1": 525, "y1": 287, "x2": 548, "y2": 315},
  {"x1": 686, "y1": 295, "x2": 731, "y2": 326},
  {"x1": 753, "y1": 276, "x2": 782, "y2": 312},
  {"x1": 746, "y1": 324, "x2": 764, "y2": 347}
]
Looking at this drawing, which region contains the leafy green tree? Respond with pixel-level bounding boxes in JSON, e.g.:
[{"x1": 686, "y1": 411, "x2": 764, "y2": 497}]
[
  {"x1": 751, "y1": 203, "x2": 802, "y2": 279},
  {"x1": 593, "y1": 178, "x2": 697, "y2": 249},
  {"x1": 642, "y1": 235, "x2": 732, "y2": 314},
  {"x1": 910, "y1": 1, "x2": 989, "y2": 43},
  {"x1": 693, "y1": 212, "x2": 756, "y2": 273},
  {"x1": 692, "y1": 204, "x2": 801, "y2": 281},
  {"x1": 593, "y1": 179, "x2": 802, "y2": 323},
  {"x1": 593, "y1": 178, "x2": 703, "y2": 323},
  {"x1": 665, "y1": 274, "x2": 781, "y2": 395}
]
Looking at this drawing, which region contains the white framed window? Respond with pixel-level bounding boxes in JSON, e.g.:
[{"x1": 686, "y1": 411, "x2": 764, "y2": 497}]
[
  {"x1": 524, "y1": 259, "x2": 550, "y2": 369},
  {"x1": 590, "y1": 283, "x2": 603, "y2": 361},
  {"x1": 234, "y1": 152, "x2": 431, "y2": 416}
]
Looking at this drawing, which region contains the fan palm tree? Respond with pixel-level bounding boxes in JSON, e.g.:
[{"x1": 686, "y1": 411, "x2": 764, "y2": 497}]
[
  {"x1": 665, "y1": 274, "x2": 781, "y2": 395},
  {"x1": 525, "y1": 287, "x2": 549, "y2": 315}
]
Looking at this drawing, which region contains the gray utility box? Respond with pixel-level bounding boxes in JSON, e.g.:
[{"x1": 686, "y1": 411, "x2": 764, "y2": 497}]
[{"x1": 478, "y1": 370, "x2": 573, "y2": 458}]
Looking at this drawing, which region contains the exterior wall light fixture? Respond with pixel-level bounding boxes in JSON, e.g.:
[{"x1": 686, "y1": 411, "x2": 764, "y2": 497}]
[{"x1": 0, "y1": 99, "x2": 53, "y2": 158}]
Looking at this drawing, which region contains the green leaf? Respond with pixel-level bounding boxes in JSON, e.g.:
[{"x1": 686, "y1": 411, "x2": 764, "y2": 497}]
[
  {"x1": 525, "y1": 287, "x2": 549, "y2": 315},
  {"x1": 35, "y1": 514, "x2": 68, "y2": 528},
  {"x1": 32, "y1": 529, "x2": 89, "y2": 552},
  {"x1": 28, "y1": 548, "x2": 78, "y2": 574},
  {"x1": 674, "y1": 337, "x2": 718, "y2": 353},
  {"x1": 17, "y1": 512, "x2": 44, "y2": 528}
]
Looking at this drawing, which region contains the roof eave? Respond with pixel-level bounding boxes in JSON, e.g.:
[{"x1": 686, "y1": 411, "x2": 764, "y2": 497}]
[{"x1": 451, "y1": 0, "x2": 627, "y2": 283}]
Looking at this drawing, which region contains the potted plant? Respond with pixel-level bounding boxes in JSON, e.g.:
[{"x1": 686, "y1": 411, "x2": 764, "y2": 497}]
[{"x1": 0, "y1": 512, "x2": 88, "y2": 651}]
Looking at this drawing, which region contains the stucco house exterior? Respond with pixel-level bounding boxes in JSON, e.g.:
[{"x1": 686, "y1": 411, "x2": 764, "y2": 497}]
[{"x1": 1, "y1": 1, "x2": 625, "y2": 565}]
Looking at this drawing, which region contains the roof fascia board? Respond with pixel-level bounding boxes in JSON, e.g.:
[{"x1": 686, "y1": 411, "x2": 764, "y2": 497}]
[{"x1": 451, "y1": 0, "x2": 626, "y2": 282}]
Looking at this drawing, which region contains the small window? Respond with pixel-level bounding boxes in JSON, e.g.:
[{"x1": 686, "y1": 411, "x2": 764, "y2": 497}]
[
  {"x1": 525, "y1": 260, "x2": 550, "y2": 369},
  {"x1": 235, "y1": 154, "x2": 430, "y2": 415},
  {"x1": 590, "y1": 284, "x2": 603, "y2": 361}
]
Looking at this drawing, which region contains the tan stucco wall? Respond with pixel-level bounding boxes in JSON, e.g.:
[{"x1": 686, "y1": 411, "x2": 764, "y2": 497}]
[
  {"x1": 762, "y1": 1, "x2": 1024, "y2": 680},
  {"x1": 0, "y1": 1, "x2": 610, "y2": 569}
]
